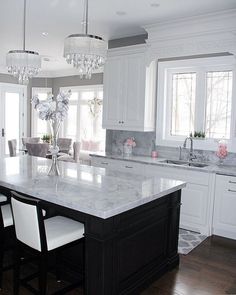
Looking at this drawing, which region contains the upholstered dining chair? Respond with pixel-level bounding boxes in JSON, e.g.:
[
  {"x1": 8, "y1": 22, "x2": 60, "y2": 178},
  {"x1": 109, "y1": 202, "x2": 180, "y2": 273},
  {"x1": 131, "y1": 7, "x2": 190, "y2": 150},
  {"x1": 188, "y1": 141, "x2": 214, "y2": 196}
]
[
  {"x1": 8, "y1": 139, "x2": 17, "y2": 157},
  {"x1": 58, "y1": 142, "x2": 80, "y2": 163},
  {"x1": 57, "y1": 138, "x2": 72, "y2": 154},
  {"x1": 26, "y1": 143, "x2": 49, "y2": 158},
  {"x1": 11, "y1": 192, "x2": 84, "y2": 295},
  {"x1": 22, "y1": 137, "x2": 40, "y2": 146}
]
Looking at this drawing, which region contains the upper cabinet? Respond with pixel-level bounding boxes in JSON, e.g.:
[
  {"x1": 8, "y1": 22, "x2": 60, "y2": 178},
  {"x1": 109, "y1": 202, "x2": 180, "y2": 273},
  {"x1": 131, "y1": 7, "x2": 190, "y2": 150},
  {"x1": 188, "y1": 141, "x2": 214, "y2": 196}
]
[{"x1": 102, "y1": 45, "x2": 157, "y2": 131}]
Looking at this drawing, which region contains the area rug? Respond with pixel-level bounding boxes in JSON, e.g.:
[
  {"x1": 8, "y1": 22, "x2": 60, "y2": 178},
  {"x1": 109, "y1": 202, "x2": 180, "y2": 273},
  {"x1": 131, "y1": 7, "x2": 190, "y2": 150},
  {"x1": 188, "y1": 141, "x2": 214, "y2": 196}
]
[{"x1": 178, "y1": 228, "x2": 207, "y2": 255}]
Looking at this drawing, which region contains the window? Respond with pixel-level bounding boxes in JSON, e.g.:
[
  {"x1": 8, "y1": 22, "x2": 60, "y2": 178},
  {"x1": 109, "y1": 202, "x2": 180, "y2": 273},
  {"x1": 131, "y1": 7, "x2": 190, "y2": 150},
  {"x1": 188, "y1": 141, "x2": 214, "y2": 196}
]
[
  {"x1": 157, "y1": 56, "x2": 236, "y2": 150},
  {"x1": 171, "y1": 73, "x2": 196, "y2": 136},
  {"x1": 61, "y1": 85, "x2": 105, "y2": 152},
  {"x1": 31, "y1": 88, "x2": 52, "y2": 138},
  {"x1": 205, "y1": 71, "x2": 232, "y2": 139}
]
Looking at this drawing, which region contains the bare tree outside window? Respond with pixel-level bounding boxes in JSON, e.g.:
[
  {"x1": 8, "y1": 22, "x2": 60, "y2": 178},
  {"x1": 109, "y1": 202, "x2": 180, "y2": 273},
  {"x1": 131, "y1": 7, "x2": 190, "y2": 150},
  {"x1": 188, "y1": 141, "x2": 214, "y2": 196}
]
[{"x1": 205, "y1": 71, "x2": 232, "y2": 139}]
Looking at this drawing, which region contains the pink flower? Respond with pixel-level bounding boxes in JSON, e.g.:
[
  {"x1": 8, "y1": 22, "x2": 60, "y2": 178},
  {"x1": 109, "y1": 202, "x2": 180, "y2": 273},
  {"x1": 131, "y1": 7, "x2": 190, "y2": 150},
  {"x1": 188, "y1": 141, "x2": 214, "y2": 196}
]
[{"x1": 124, "y1": 137, "x2": 136, "y2": 147}]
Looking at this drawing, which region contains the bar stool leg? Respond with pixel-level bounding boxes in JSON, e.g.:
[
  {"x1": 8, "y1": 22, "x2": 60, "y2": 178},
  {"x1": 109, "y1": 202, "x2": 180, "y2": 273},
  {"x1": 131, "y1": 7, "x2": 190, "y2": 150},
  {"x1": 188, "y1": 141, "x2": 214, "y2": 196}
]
[
  {"x1": 0, "y1": 233, "x2": 4, "y2": 289},
  {"x1": 55, "y1": 249, "x2": 62, "y2": 283},
  {"x1": 13, "y1": 243, "x2": 21, "y2": 295},
  {"x1": 39, "y1": 253, "x2": 47, "y2": 295}
]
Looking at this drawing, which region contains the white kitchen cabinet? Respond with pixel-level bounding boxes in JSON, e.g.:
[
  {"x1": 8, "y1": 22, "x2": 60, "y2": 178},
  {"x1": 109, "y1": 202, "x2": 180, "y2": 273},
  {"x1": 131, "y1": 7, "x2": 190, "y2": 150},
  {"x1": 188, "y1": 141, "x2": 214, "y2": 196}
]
[
  {"x1": 144, "y1": 165, "x2": 211, "y2": 235},
  {"x1": 213, "y1": 175, "x2": 236, "y2": 239},
  {"x1": 102, "y1": 45, "x2": 156, "y2": 131},
  {"x1": 91, "y1": 157, "x2": 144, "y2": 174}
]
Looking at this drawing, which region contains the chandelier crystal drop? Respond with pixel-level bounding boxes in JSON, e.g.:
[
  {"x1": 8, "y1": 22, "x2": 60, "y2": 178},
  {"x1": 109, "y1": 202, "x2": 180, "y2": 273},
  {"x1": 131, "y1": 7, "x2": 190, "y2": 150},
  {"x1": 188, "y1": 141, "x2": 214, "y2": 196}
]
[
  {"x1": 6, "y1": 0, "x2": 41, "y2": 85},
  {"x1": 64, "y1": 0, "x2": 107, "y2": 79}
]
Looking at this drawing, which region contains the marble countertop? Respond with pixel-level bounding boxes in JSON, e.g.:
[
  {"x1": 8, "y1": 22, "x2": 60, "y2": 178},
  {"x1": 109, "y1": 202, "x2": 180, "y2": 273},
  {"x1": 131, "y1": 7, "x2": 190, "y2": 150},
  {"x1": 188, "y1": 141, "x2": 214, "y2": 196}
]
[
  {"x1": 90, "y1": 152, "x2": 236, "y2": 176},
  {"x1": 0, "y1": 156, "x2": 186, "y2": 219}
]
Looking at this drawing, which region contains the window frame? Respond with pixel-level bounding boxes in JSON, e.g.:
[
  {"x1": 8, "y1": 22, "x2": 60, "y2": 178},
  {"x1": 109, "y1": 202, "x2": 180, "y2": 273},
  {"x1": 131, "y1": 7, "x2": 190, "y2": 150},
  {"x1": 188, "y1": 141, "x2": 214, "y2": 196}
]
[
  {"x1": 156, "y1": 56, "x2": 236, "y2": 151},
  {"x1": 60, "y1": 85, "x2": 105, "y2": 152}
]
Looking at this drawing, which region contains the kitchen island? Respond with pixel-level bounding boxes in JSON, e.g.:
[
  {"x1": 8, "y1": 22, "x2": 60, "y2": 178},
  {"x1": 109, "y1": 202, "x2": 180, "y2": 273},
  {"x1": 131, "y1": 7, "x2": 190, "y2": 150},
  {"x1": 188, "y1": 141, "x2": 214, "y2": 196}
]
[{"x1": 0, "y1": 156, "x2": 186, "y2": 295}]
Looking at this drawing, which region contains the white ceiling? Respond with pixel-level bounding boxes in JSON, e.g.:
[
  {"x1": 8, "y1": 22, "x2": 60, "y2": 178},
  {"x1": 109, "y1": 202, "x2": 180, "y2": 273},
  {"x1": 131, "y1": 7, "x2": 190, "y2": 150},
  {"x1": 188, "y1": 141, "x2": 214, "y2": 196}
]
[{"x1": 0, "y1": 0, "x2": 236, "y2": 77}]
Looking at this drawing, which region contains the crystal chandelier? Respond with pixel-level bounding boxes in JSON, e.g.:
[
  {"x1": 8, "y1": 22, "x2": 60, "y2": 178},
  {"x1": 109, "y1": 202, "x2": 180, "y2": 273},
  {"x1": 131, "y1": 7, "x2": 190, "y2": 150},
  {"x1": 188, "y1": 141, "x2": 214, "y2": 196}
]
[
  {"x1": 6, "y1": 0, "x2": 41, "y2": 85},
  {"x1": 64, "y1": 0, "x2": 107, "y2": 79}
]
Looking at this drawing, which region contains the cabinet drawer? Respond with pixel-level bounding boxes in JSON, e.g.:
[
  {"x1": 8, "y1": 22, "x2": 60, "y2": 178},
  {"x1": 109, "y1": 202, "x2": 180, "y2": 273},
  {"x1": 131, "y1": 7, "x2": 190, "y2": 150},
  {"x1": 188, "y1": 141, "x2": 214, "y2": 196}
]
[
  {"x1": 91, "y1": 157, "x2": 144, "y2": 175},
  {"x1": 91, "y1": 157, "x2": 119, "y2": 169},
  {"x1": 144, "y1": 165, "x2": 209, "y2": 186}
]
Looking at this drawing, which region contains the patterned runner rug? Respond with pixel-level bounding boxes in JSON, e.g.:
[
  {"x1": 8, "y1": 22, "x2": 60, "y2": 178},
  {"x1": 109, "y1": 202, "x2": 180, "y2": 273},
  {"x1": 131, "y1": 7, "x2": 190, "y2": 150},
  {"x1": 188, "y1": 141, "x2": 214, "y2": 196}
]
[{"x1": 178, "y1": 228, "x2": 207, "y2": 255}]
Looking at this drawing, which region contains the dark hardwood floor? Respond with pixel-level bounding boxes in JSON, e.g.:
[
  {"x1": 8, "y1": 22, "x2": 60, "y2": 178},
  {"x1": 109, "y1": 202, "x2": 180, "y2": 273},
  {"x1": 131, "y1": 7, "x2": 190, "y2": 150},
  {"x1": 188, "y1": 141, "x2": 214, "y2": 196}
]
[{"x1": 0, "y1": 235, "x2": 236, "y2": 294}]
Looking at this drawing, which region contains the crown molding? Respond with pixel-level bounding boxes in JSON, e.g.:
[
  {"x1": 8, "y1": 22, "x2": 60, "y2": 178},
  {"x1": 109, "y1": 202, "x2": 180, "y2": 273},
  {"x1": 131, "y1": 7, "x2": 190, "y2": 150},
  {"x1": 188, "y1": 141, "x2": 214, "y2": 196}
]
[{"x1": 143, "y1": 9, "x2": 236, "y2": 64}]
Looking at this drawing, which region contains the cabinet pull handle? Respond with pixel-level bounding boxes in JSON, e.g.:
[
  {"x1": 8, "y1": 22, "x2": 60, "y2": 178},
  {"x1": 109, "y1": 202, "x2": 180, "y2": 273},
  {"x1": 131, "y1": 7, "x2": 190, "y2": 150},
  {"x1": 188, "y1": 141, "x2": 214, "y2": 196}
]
[
  {"x1": 125, "y1": 166, "x2": 133, "y2": 169},
  {"x1": 101, "y1": 162, "x2": 108, "y2": 165},
  {"x1": 228, "y1": 189, "x2": 236, "y2": 193},
  {"x1": 229, "y1": 181, "x2": 236, "y2": 184}
]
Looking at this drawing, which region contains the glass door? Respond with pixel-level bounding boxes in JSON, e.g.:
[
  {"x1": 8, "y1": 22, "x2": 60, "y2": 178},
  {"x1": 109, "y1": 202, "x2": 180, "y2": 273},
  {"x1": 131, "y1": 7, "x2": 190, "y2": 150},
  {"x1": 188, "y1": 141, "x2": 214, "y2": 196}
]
[{"x1": 0, "y1": 84, "x2": 27, "y2": 157}]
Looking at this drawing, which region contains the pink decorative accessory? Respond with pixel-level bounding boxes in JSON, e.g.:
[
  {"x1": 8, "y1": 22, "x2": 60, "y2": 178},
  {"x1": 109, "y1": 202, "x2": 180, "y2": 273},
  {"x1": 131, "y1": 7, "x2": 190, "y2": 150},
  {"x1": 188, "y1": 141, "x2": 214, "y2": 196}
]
[
  {"x1": 216, "y1": 139, "x2": 228, "y2": 163},
  {"x1": 151, "y1": 151, "x2": 158, "y2": 158},
  {"x1": 124, "y1": 137, "x2": 136, "y2": 147}
]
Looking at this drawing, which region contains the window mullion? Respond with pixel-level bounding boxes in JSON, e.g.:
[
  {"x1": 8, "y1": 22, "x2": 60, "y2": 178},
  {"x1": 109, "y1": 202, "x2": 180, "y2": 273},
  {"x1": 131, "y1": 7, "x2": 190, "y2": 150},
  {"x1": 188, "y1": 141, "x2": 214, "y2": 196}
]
[{"x1": 195, "y1": 69, "x2": 206, "y2": 134}]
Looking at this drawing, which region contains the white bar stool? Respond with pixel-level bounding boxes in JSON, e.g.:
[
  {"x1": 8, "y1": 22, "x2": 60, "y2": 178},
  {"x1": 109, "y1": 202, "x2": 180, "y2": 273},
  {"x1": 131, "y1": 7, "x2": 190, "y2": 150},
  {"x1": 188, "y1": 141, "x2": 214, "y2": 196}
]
[{"x1": 11, "y1": 191, "x2": 85, "y2": 295}]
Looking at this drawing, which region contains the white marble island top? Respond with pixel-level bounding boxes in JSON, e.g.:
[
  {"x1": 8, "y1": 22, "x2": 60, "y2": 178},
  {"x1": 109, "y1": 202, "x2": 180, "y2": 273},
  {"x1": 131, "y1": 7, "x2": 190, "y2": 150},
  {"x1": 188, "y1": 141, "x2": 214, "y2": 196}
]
[{"x1": 0, "y1": 156, "x2": 186, "y2": 219}]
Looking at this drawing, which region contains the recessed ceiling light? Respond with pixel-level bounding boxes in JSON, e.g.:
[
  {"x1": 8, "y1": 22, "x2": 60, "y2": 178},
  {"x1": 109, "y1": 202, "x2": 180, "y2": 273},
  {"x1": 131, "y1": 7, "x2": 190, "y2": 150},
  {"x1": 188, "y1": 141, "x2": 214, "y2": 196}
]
[
  {"x1": 150, "y1": 3, "x2": 160, "y2": 7},
  {"x1": 116, "y1": 11, "x2": 127, "y2": 16},
  {"x1": 42, "y1": 32, "x2": 49, "y2": 37}
]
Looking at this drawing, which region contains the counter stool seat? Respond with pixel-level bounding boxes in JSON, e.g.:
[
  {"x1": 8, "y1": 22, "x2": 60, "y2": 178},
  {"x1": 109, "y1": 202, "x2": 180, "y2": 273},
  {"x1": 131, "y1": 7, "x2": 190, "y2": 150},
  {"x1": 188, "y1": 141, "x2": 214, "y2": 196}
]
[
  {"x1": 44, "y1": 216, "x2": 84, "y2": 251},
  {"x1": 11, "y1": 191, "x2": 84, "y2": 295}
]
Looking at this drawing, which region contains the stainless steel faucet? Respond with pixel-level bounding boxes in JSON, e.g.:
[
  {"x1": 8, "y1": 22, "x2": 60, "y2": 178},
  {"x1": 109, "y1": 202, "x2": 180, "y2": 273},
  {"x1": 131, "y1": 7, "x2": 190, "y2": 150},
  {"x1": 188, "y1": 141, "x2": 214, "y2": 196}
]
[{"x1": 183, "y1": 137, "x2": 196, "y2": 161}]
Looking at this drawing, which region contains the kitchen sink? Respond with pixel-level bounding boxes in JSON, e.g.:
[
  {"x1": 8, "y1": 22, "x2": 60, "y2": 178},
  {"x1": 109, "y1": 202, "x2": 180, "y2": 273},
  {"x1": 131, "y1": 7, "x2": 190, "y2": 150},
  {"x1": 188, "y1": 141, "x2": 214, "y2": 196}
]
[
  {"x1": 160, "y1": 159, "x2": 209, "y2": 168},
  {"x1": 186, "y1": 163, "x2": 209, "y2": 168},
  {"x1": 160, "y1": 159, "x2": 188, "y2": 165}
]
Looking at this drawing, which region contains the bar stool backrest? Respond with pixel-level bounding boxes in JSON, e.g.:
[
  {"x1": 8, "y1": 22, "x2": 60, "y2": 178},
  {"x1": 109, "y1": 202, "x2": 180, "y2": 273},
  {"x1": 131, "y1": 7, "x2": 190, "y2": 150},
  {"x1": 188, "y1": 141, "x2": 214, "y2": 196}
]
[
  {"x1": 11, "y1": 192, "x2": 46, "y2": 252},
  {"x1": 8, "y1": 139, "x2": 17, "y2": 157},
  {"x1": 73, "y1": 142, "x2": 81, "y2": 163},
  {"x1": 26, "y1": 143, "x2": 49, "y2": 158},
  {"x1": 22, "y1": 137, "x2": 40, "y2": 146}
]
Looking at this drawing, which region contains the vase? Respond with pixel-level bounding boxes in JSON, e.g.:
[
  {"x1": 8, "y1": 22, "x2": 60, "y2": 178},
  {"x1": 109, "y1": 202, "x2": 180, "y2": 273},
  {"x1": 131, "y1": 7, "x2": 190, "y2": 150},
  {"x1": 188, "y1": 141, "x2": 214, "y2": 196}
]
[
  {"x1": 123, "y1": 144, "x2": 132, "y2": 156},
  {"x1": 48, "y1": 119, "x2": 61, "y2": 176},
  {"x1": 218, "y1": 157, "x2": 224, "y2": 165}
]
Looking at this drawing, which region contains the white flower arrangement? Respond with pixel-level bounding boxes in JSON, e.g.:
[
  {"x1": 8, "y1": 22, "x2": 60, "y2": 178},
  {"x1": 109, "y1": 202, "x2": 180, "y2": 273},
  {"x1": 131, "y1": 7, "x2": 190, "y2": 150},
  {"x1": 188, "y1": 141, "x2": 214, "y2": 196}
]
[{"x1": 31, "y1": 90, "x2": 71, "y2": 122}]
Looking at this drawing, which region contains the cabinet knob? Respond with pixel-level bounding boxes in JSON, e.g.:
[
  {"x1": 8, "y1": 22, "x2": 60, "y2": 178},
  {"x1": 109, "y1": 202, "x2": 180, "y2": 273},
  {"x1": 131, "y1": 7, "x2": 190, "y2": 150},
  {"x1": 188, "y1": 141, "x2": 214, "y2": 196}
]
[
  {"x1": 122, "y1": 121, "x2": 124, "y2": 124},
  {"x1": 118, "y1": 121, "x2": 121, "y2": 124}
]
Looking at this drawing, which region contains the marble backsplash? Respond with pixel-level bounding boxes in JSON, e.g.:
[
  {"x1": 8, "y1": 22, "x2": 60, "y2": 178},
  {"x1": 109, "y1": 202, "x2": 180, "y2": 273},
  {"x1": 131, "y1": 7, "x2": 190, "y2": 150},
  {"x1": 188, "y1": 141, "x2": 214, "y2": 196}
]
[{"x1": 106, "y1": 130, "x2": 236, "y2": 165}]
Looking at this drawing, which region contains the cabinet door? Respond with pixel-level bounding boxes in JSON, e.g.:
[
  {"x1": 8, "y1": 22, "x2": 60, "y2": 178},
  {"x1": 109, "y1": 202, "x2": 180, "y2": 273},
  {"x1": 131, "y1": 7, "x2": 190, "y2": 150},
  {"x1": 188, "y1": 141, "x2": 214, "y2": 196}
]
[
  {"x1": 144, "y1": 165, "x2": 210, "y2": 234},
  {"x1": 180, "y1": 183, "x2": 208, "y2": 232},
  {"x1": 102, "y1": 57, "x2": 124, "y2": 129},
  {"x1": 122, "y1": 54, "x2": 145, "y2": 130},
  {"x1": 213, "y1": 175, "x2": 236, "y2": 239}
]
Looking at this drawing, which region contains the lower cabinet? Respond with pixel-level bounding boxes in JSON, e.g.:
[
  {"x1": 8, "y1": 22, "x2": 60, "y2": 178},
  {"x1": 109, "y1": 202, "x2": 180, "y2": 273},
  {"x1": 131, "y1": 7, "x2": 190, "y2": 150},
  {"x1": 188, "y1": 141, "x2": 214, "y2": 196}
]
[
  {"x1": 144, "y1": 165, "x2": 210, "y2": 235},
  {"x1": 213, "y1": 175, "x2": 236, "y2": 240}
]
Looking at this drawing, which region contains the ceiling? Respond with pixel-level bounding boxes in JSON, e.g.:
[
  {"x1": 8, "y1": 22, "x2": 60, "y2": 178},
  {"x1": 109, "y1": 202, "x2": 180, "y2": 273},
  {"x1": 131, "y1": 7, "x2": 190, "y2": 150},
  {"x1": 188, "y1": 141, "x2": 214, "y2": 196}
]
[{"x1": 1, "y1": 0, "x2": 236, "y2": 77}]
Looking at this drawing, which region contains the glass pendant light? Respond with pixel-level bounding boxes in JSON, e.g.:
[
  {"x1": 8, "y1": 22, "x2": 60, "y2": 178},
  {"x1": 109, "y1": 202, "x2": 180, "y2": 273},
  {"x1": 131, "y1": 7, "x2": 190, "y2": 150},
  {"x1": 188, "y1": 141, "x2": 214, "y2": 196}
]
[
  {"x1": 6, "y1": 0, "x2": 41, "y2": 85},
  {"x1": 64, "y1": 0, "x2": 107, "y2": 79}
]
